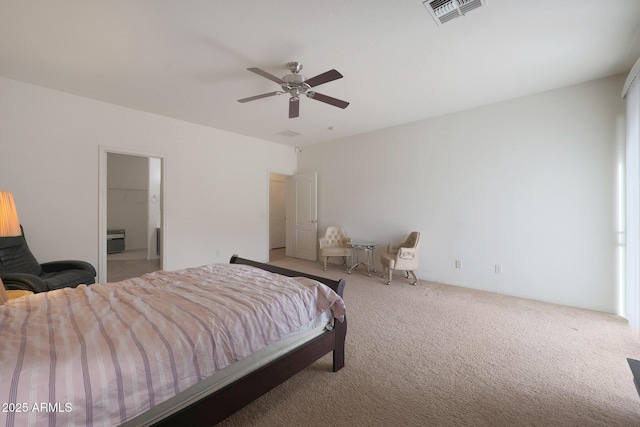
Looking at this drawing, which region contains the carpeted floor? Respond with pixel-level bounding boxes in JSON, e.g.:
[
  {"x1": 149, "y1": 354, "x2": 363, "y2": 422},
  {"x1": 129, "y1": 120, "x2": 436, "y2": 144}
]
[{"x1": 220, "y1": 253, "x2": 640, "y2": 426}]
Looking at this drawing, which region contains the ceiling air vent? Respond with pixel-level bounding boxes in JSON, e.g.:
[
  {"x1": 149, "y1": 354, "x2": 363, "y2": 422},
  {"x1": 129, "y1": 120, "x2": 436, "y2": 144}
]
[
  {"x1": 278, "y1": 129, "x2": 301, "y2": 138},
  {"x1": 423, "y1": 0, "x2": 487, "y2": 26}
]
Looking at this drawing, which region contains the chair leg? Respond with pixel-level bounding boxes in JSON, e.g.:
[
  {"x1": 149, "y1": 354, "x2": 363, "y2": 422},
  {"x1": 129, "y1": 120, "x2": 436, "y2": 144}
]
[
  {"x1": 323, "y1": 257, "x2": 328, "y2": 271},
  {"x1": 386, "y1": 269, "x2": 393, "y2": 285},
  {"x1": 407, "y1": 271, "x2": 417, "y2": 285}
]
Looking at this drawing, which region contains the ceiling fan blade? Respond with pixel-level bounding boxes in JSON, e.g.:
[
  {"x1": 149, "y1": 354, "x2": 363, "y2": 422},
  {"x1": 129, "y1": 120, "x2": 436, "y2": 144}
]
[
  {"x1": 307, "y1": 92, "x2": 349, "y2": 109},
  {"x1": 237, "y1": 91, "x2": 282, "y2": 103},
  {"x1": 304, "y1": 69, "x2": 343, "y2": 88},
  {"x1": 289, "y1": 97, "x2": 300, "y2": 118},
  {"x1": 247, "y1": 67, "x2": 284, "y2": 84}
]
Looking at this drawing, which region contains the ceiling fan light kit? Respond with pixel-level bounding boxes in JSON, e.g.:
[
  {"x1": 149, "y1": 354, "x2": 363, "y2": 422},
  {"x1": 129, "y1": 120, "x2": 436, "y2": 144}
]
[{"x1": 238, "y1": 61, "x2": 350, "y2": 118}]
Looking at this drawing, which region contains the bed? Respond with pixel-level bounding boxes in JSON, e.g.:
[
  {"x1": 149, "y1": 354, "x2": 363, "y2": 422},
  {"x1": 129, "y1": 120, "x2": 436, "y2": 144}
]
[{"x1": 0, "y1": 255, "x2": 347, "y2": 426}]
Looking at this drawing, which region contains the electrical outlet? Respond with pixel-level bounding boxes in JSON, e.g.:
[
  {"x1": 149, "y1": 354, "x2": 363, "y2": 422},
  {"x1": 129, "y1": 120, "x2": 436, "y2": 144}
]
[
  {"x1": 495, "y1": 264, "x2": 503, "y2": 274},
  {"x1": 455, "y1": 260, "x2": 462, "y2": 269}
]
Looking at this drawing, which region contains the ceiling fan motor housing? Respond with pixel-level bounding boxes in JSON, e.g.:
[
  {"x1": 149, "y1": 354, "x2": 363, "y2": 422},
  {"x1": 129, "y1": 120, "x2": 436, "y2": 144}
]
[
  {"x1": 281, "y1": 73, "x2": 310, "y2": 98},
  {"x1": 282, "y1": 61, "x2": 311, "y2": 98}
]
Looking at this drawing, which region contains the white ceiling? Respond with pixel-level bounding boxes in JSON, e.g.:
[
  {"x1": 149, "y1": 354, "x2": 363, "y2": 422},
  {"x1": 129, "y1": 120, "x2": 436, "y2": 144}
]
[{"x1": 1, "y1": 1, "x2": 639, "y2": 147}]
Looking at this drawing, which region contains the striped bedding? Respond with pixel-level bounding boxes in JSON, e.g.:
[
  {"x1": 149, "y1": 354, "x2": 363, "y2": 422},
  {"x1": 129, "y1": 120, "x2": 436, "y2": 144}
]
[{"x1": 0, "y1": 263, "x2": 346, "y2": 427}]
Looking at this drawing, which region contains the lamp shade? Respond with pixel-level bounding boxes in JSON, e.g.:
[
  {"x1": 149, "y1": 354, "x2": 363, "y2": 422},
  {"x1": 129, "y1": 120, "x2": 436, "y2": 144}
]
[{"x1": 0, "y1": 191, "x2": 21, "y2": 237}]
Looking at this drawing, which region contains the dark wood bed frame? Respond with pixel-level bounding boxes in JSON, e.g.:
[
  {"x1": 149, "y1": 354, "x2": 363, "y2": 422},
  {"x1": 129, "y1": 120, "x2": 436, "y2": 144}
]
[{"x1": 152, "y1": 255, "x2": 347, "y2": 426}]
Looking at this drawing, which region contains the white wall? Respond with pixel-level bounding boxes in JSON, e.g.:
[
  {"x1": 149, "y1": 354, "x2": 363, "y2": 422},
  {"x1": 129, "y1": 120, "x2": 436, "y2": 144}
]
[
  {"x1": 299, "y1": 75, "x2": 626, "y2": 314},
  {"x1": 0, "y1": 77, "x2": 296, "y2": 276},
  {"x1": 0, "y1": 74, "x2": 626, "y2": 314}
]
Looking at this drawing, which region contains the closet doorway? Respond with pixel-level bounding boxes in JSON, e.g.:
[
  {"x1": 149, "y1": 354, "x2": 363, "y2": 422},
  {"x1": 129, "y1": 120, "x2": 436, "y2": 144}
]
[{"x1": 98, "y1": 148, "x2": 165, "y2": 283}]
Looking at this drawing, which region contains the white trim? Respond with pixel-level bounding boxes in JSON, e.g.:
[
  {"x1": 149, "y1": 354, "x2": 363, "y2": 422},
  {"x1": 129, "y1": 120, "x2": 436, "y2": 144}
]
[{"x1": 623, "y1": 57, "x2": 640, "y2": 99}]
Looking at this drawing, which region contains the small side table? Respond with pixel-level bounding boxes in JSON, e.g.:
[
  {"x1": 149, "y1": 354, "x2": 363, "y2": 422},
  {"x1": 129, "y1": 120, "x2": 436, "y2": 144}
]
[{"x1": 348, "y1": 241, "x2": 379, "y2": 277}]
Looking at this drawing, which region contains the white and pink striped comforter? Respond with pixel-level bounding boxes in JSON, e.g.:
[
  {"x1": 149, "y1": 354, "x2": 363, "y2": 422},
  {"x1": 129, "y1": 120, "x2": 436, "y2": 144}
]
[{"x1": 0, "y1": 263, "x2": 345, "y2": 427}]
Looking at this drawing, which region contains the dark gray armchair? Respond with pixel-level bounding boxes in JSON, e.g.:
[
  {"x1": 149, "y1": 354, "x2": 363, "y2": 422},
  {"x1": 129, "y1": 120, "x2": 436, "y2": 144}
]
[{"x1": 0, "y1": 225, "x2": 96, "y2": 293}]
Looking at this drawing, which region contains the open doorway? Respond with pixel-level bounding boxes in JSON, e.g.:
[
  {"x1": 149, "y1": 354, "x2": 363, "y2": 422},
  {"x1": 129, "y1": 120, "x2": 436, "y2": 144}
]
[
  {"x1": 268, "y1": 171, "x2": 318, "y2": 263},
  {"x1": 98, "y1": 148, "x2": 165, "y2": 282}
]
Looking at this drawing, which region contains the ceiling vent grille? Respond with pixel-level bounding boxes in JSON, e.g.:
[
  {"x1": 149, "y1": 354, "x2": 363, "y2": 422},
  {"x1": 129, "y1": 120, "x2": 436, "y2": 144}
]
[
  {"x1": 423, "y1": 0, "x2": 487, "y2": 26},
  {"x1": 278, "y1": 129, "x2": 302, "y2": 137}
]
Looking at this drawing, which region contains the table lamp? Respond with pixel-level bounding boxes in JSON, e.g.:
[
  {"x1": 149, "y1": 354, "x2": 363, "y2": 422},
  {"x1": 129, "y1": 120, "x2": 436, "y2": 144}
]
[{"x1": 0, "y1": 191, "x2": 21, "y2": 303}]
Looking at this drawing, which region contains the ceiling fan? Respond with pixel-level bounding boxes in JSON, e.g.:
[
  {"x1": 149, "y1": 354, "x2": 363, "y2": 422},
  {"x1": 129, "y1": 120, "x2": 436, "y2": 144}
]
[{"x1": 237, "y1": 61, "x2": 349, "y2": 118}]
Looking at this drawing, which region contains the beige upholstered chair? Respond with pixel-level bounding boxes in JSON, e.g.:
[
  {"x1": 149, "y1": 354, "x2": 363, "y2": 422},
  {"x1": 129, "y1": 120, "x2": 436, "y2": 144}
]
[
  {"x1": 319, "y1": 226, "x2": 352, "y2": 271},
  {"x1": 380, "y1": 231, "x2": 421, "y2": 285}
]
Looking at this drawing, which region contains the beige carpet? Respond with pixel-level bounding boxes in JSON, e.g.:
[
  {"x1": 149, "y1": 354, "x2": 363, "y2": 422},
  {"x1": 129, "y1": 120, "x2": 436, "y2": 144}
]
[{"x1": 220, "y1": 255, "x2": 640, "y2": 426}]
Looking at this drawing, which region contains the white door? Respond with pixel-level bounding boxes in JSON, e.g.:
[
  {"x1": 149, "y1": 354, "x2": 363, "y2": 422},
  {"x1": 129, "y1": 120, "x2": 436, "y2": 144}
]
[
  {"x1": 269, "y1": 174, "x2": 286, "y2": 249},
  {"x1": 288, "y1": 172, "x2": 318, "y2": 261}
]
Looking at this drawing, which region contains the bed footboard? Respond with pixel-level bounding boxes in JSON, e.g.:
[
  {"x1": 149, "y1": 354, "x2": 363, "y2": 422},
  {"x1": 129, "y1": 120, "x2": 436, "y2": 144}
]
[{"x1": 229, "y1": 254, "x2": 346, "y2": 298}]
